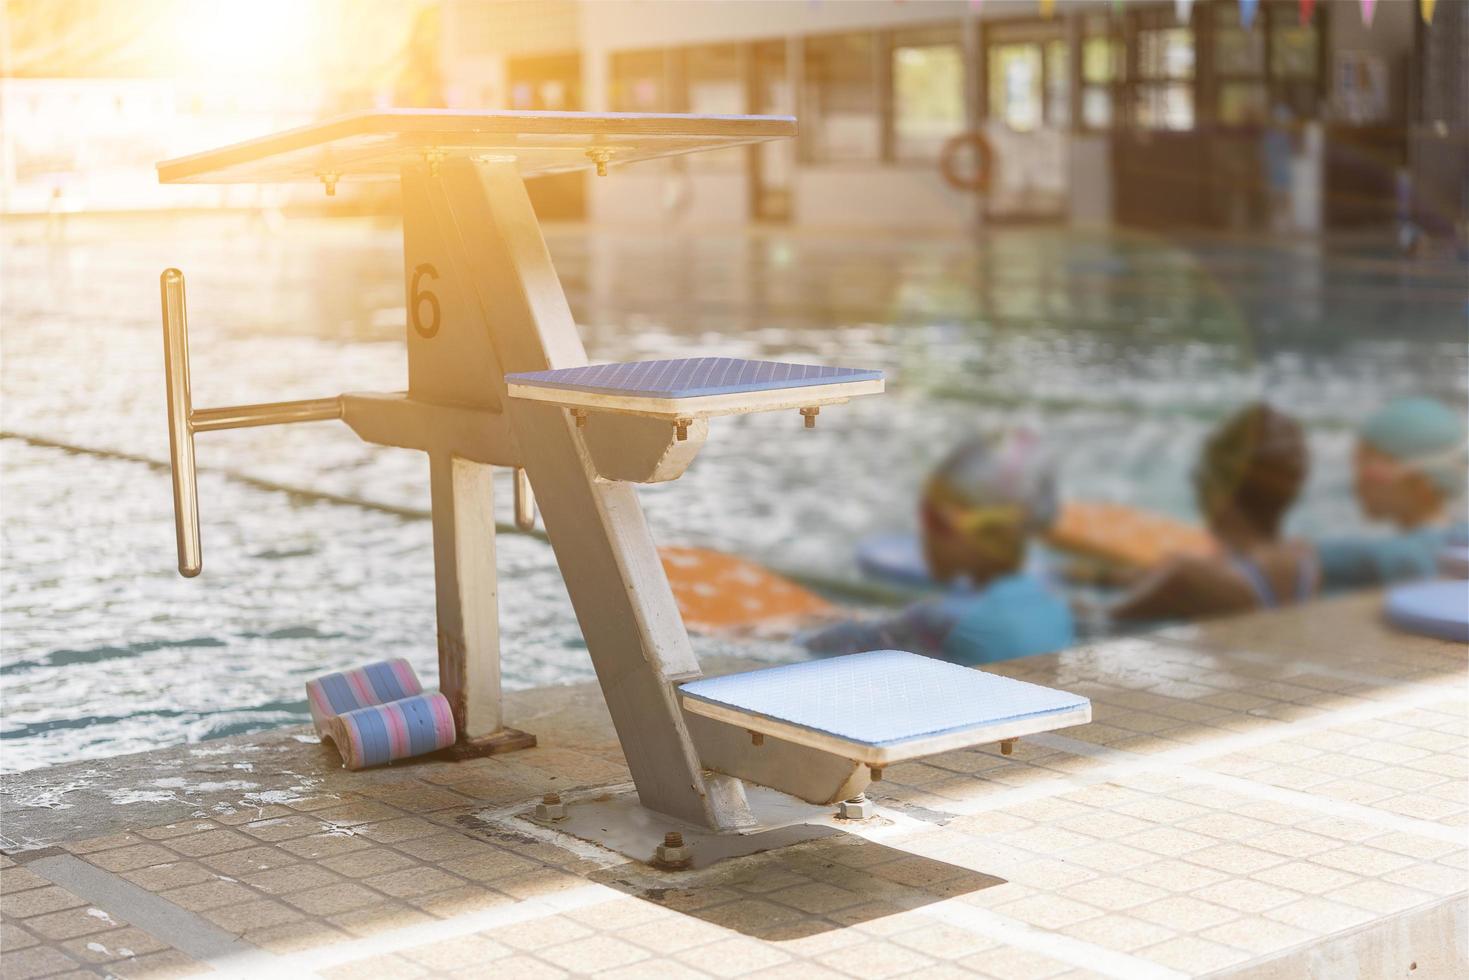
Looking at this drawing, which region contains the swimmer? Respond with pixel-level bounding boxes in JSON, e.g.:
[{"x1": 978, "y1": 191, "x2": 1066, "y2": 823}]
[
  {"x1": 802, "y1": 432, "x2": 1075, "y2": 665},
  {"x1": 1317, "y1": 397, "x2": 1468, "y2": 589},
  {"x1": 1112, "y1": 403, "x2": 1316, "y2": 621}
]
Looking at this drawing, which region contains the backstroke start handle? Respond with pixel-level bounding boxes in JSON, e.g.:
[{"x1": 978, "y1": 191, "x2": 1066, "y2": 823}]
[
  {"x1": 159, "y1": 269, "x2": 343, "y2": 578},
  {"x1": 161, "y1": 269, "x2": 202, "y2": 577}
]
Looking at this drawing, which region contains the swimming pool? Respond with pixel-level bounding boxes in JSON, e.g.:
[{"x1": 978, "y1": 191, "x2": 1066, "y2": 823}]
[{"x1": 3, "y1": 215, "x2": 1465, "y2": 771}]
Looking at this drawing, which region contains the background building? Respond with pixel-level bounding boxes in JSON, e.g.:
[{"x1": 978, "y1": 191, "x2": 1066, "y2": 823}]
[
  {"x1": 439, "y1": 0, "x2": 1465, "y2": 239},
  {"x1": 3, "y1": 0, "x2": 1465, "y2": 242}
]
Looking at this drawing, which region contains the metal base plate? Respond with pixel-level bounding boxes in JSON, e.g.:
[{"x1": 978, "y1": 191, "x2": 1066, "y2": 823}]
[
  {"x1": 440, "y1": 727, "x2": 537, "y2": 761},
  {"x1": 522, "y1": 785, "x2": 850, "y2": 870}
]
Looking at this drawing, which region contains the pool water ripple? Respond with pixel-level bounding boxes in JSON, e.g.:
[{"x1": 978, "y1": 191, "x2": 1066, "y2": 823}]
[{"x1": 2, "y1": 217, "x2": 1464, "y2": 772}]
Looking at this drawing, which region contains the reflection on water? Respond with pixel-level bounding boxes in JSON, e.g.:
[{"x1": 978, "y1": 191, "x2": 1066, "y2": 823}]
[{"x1": 2, "y1": 214, "x2": 1465, "y2": 772}]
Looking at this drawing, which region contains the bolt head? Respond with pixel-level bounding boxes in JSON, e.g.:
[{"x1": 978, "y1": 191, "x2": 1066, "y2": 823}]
[
  {"x1": 654, "y1": 842, "x2": 692, "y2": 867},
  {"x1": 535, "y1": 801, "x2": 566, "y2": 821},
  {"x1": 838, "y1": 797, "x2": 876, "y2": 820}
]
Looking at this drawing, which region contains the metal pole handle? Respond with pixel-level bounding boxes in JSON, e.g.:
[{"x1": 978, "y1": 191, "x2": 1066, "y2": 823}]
[
  {"x1": 161, "y1": 269, "x2": 202, "y2": 577},
  {"x1": 159, "y1": 268, "x2": 343, "y2": 578}
]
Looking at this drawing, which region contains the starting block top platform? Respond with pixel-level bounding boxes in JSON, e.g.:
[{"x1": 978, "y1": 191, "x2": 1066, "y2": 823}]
[
  {"x1": 679, "y1": 650, "x2": 1092, "y2": 766},
  {"x1": 157, "y1": 109, "x2": 797, "y2": 184},
  {"x1": 505, "y1": 357, "x2": 883, "y2": 420}
]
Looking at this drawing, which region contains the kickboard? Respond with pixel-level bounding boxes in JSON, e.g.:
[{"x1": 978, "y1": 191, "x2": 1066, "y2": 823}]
[
  {"x1": 857, "y1": 501, "x2": 1215, "y2": 588},
  {"x1": 1049, "y1": 501, "x2": 1215, "y2": 569},
  {"x1": 661, "y1": 546, "x2": 833, "y2": 633},
  {"x1": 1383, "y1": 580, "x2": 1469, "y2": 643}
]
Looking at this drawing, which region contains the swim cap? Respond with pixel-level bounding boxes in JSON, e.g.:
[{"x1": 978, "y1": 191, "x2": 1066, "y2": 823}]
[
  {"x1": 1194, "y1": 403, "x2": 1308, "y2": 536},
  {"x1": 923, "y1": 431, "x2": 1059, "y2": 538},
  {"x1": 1361, "y1": 398, "x2": 1467, "y2": 501}
]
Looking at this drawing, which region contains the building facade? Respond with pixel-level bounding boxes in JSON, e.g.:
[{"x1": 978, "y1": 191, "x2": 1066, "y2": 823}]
[{"x1": 442, "y1": 0, "x2": 1464, "y2": 237}]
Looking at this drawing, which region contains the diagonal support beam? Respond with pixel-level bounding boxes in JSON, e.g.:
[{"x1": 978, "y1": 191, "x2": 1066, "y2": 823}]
[{"x1": 414, "y1": 158, "x2": 753, "y2": 830}]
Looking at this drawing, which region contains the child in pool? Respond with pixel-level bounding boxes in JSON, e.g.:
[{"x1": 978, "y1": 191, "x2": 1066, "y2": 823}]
[
  {"x1": 1112, "y1": 403, "x2": 1316, "y2": 621},
  {"x1": 802, "y1": 432, "x2": 1075, "y2": 665},
  {"x1": 1316, "y1": 397, "x2": 1468, "y2": 589}
]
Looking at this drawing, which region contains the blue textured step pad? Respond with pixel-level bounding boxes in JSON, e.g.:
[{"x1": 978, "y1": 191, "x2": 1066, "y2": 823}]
[
  {"x1": 506, "y1": 357, "x2": 882, "y2": 400},
  {"x1": 1384, "y1": 580, "x2": 1469, "y2": 643},
  {"x1": 680, "y1": 650, "x2": 1089, "y2": 749}
]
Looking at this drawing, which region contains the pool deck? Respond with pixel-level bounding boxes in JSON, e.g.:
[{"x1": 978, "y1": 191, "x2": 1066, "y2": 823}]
[{"x1": 2, "y1": 591, "x2": 1464, "y2": 979}]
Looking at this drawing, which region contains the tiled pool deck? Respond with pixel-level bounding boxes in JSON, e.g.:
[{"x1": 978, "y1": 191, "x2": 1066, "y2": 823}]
[{"x1": 2, "y1": 591, "x2": 1464, "y2": 979}]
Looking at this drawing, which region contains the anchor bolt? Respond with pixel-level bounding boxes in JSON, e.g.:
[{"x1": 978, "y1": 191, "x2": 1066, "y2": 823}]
[
  {"x1": 674, "y1": 418, "x2": 692, "y2": 441},
  {"x1": 535, "y1": 792, "x2": 566, "y2": 821},
  {"x1": 571, "y1": 408, "x2": 589, "y2": 428},
  {"x1": 1000, "y1": 738, "x2": 1017, "y2": 756},
  {"x1": 800, "y1": 406, "x2": 820, "y2": 429},
  {"x1": 586, "y1": 148, "x2": 612, "y2": 177},
  {"x1": 319, "y1": 173, "x2": 339, "y2": 196},
  {"x1": 838, "y1": 793, "x2": 875, "y2": 820},
  {"x1": 655, "y1": 830, "x2": 692, "y2": 868}
]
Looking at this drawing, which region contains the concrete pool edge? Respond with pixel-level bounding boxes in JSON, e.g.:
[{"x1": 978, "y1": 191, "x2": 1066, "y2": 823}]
[{"x1": 2, "y1": 597, "x2": 1466, "y2": 979}]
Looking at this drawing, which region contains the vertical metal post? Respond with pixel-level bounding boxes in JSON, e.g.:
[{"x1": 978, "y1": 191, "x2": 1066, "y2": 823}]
[
  {"x1": 160, "y1": 269, "x2": 202, "y2": 578},
  {"x1": 428, "y1": 452, "x2": 503, "y2": 741},
  {"x1": 400, "y1": 166, "x2": 532, "y2": 755}
]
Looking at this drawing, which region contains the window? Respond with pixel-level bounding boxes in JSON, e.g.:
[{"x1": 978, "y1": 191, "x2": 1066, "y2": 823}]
[
  {"x1": 1138, "y1": 28, "x2": 1194, "y2": 82},
  {"x1": 507, "y1": 54, "x2": 580, "y2": 112},
  {"x1": 988, "y1": 44, "x2": 1042, "y2": 131},
  {"x1": 1135, "y1": 25, "x2": 1194, "y2": 130},
  {"x1": 610, "y1": 49, "x2": 668, "y2": 112},
  {"x1": 1271, "y1": 25, "x2": 1317, "y2": 79},
  {"x1": 1213, "y1": 8, "x2": 1264, "y2": 75},
  {"x1": 751, "y1": 41, "x2": 792, "y2": 220},
  {"x1": 684, "y1": 44, "x2": 745, "y2": 169},
  {"x1": 1209, "y1": 2, "x2": 1322, "y2": 125},
  {"x1": 802, "y1": 33, "x2": 881, "y2": 163},
  {"x1": 1081, "y1": 21, "x2": 1123, "y2": 129},
  {"x1": 1213, "y1": 4, "x2": 1266, "y2": 124},
  {"x1": 891, "y1": 26, "x2": 965, "y2": 162},
  {"x1": 1044, "y1": 39, "x2": 1070, "y2": 128},
  {"x1": 1268, "y1": 7, "x2": 1322, "y2": 119},
  {"x1": 686, "y1": 45, "x2": 742, "y2": 115},
  {"x1": 985, "y1": 21, "x2": 1068, "y2": 132}
]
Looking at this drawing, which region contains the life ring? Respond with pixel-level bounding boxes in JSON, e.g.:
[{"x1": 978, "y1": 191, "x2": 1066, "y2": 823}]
[{"x1": 940, "y1": 132, "x2": 994, "y2": 193}]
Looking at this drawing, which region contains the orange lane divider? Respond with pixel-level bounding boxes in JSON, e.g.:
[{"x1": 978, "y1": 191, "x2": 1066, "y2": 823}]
[
  {"x1": 1047, "y1": 501, "x2": 1215, "y2": 570},
  {"x1": 660, "y1": 545, "x2": 834, "y2": 634}
]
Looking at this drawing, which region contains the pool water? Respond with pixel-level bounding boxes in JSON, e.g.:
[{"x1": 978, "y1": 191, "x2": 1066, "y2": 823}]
[{"x1": 2, "y1": 215, "x2": 1465, "y2": 772}]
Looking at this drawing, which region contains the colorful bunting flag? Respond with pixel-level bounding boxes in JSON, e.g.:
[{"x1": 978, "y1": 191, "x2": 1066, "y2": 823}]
[
  {"x1": 1421, "y1": 0, "x2": 1436, "y2": 24},
  {"x1": 1240, "y1": 0, "x2": 1258, "y2": 29},
  {"x1": 1360, "y1": 0, "x2": 1376, "y2": 26},
  {"x1": 1299, "y1": 0, "x2": 1315, "y2": 25},
  {"x1": 1176, "y1": 0, "x2": 1194, "y2": 23}
]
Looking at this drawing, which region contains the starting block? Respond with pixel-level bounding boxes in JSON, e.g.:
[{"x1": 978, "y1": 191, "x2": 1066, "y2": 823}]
[{"x1": 154, "y1": 109, "x2": 1091, "y2": 856}]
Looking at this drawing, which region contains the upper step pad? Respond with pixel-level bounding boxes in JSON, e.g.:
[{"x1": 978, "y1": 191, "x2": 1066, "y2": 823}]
[
  {"x1": 679, "y1": 650, "x2": 1091, "y2": 766},
  {"x1": 506, "y1": 357, "x2": 882, "y2": 418}
]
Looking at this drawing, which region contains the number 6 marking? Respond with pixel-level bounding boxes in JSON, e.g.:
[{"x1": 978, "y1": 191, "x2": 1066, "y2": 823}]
[{"x1": 410, "y1": 263, "x2": 441, "y2": 339}]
